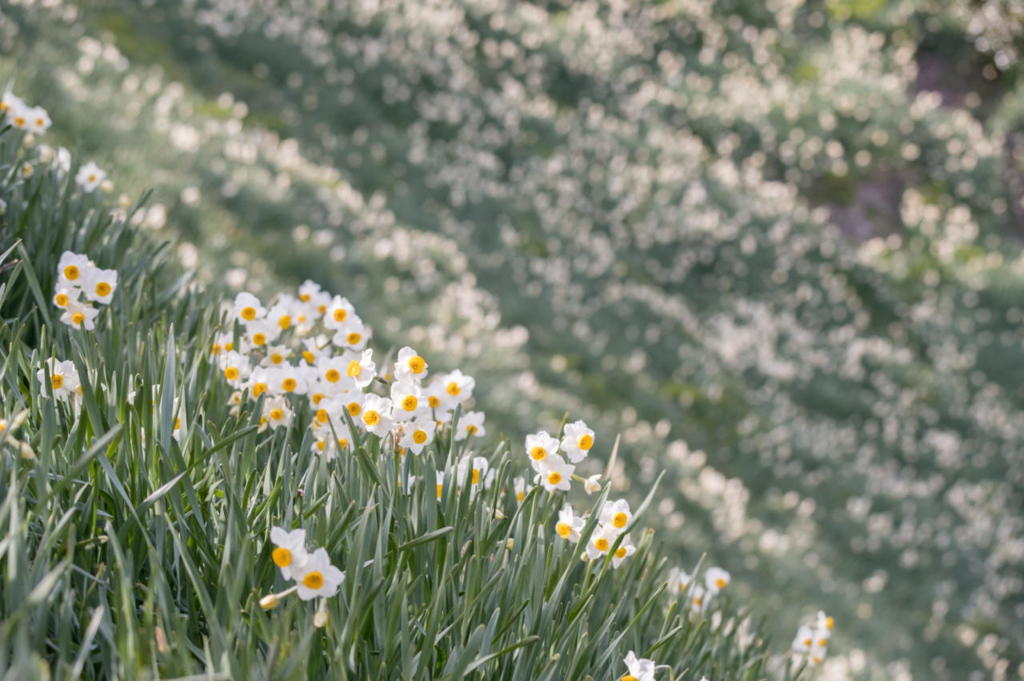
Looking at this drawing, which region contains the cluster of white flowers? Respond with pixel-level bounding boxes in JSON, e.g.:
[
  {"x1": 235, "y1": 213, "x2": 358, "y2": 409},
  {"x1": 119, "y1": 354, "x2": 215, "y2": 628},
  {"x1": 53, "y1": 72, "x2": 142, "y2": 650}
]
[
  {"x1": 213, "y1": 281, "x2": 484, "y2": 460},
  {"x1": 525, "y1": 420, "x2": 595, "y2": 493},
  {"x1": 52, "y1": 251, "x2": 117, "y2": 330},
  {"x1": 2, "y1": 89, "x2": 108, "y2": 192},
  {"x1": 1, "y1": 90, "x2": 51, "y2": 135},
  {"x1": 555, "y1": 498, "x2": 637, "y2": 569},
  {"x1": 791, "y1": 610, "x2": 834, "y2": 667},
  {"x1": 666, "y1": 565, "x2": 731, "y2": 613},
  {"x1": 261, "y1": 527, "x2": 344, "y2": 615}
]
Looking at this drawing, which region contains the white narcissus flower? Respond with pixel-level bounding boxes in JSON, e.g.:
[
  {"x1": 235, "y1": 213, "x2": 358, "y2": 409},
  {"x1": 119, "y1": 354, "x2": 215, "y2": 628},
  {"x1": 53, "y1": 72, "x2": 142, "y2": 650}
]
[
  {"x1": 560, "y1": 419, "x2": 595, "y2": 463},
  {"x1": 60, "y1": 300, "x2": 99, "y2": 330},
  {"x1": 323, "y1": 295, "x2": 356, "y2": 330},
  {"x1": 398, "y1": 417, "x2": 435, "y2": 455},
  {"x1": 232, "y1": 291, "x2": 265, "y2": 325},
  {"x1": 583, "y1": 473, "x2": 602, "y2": 494},
  {"x1": 294, "y1": 547, "x2": 344, "y2": 600},
  {"x1": 689, "y1": 585, "x2": 710, "y2": 613},
  {"x1": 433, "y1": 470, "x2": 445, "y2": 500},
  {"x1": 244, "y1": 319, "x2": 281, "y2": 351},
  {"x1": 54, "y1": 147, "x2": 71, "y2": 176},
  {"x1": 394, "y1": 346, "x2": 428, "y2": 382},
  {"x1": 390, "y1": 379, "x2": 424, "y2": 421},
  {"x1": 513, "y1": 476, "x2": 532, "y2": 503},
  {"x1": 341, "y1": 349, "x2": 376, "y2": 389},
  {"x1": 332, "y1": 316, "x2": 369, "y2": 351},
  {"x1": 269, "y1": 527, "x2": 308, "y2": 580},
  {"x1": 622, "y1": 651, "x2": 657, "y2": 681},
  {"x1": 525, "y1": 430, "x2": 560, "y2": 472},
  {"x1": 455, "y1": 410, "x2": 485, "y2": 441},
  {"x1": 261, "y1": 396, "x2": 294, "y2": 431},
  {"x1": 456, "y1": 455, "x2": 490, "y2": 488},
  {"x1": 440, "y1": 369, "x2": 475, "y2": 406},
  {"x1": 26, "y1": 106, "x2": 51, "y2": 134},
  {"x1": 81, "y1": 267, "x2": 117, "y2": 305},
  {"x1": 791, "y1": 625, "x2": 814, "y2": 654},
  {"x1": 599, "y1": 499, "x2": 632, "y2": 535},
  {"x1": 666, "y1": 567, "x2": 690, "y2": 594},
  {"x1": 611, "y1": 534, "x2": 636, "y2": 568},
  {"x1": 555, "y1": 505, "x2": 585, "y2": 542},
  {"x1": 705, "y1": 566, "x2": 731, "y2": 594},
  {"x1": 271, "y1": 365, "x2": 308, "y2": 396},
  {"x1": 57, "y1": 251, "x2": 93, "y2": 289},
  {"x1": 260, "y1": 344, "x2": 291, "y2": 368},
  {"x1": 218, "y1": 351, "x2": 251, "y2": 387},
  {"x1": 37, "y1": 358, "x2": 80, "y2": 401},
  {"x1": 358, "y1": 394, "x2": 393, "y2": 436},
  {"x1": 75, "y1": 161, "x2": 107, "y2": 193},
  {"x1": 317, "y1": 354, "x2": 356, "y2": 393},
  {"x1": 537, "y1": 453, "x2": 574, "y2": 492},
  {"x1": 585, "y1": 524, "x2": 616, "y2": 560}
]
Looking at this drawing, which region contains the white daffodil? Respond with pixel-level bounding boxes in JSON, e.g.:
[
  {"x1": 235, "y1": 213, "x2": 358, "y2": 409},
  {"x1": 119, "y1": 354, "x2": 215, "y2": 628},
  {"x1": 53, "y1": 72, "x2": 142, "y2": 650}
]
[
  {"x1": 59, "y1": 300, "x2": 99, "y2": 330},
  {"x1": 75, "y1": 161, "x2": 106, "y2": 193},
  {"x1": 299, "y1": 335, "x2": 330, "y2": 366},
  {"x1": 243, "y1": 319, "x2": 281, "y2": 351},
  {"x1": 81, "y1": 267, "x2": 117, "y2": 305},
  {"x1": 583, "y1": 474, "x2": 602, "y2": 494},
  {"x1": 316, "y1": 354, "x2": 355, "y2": 393},
  {"x1": 265, "y1": 297, "x2": 300, "y2": 332},
  {"x1": 599, "y1": 499, "x2": 633, "y2": 535},
  {"x1": 398, "y1": 417, "x2": 435, "y2": 455},
  {"x1": 37, "y1": 358, "x2": 80, "y2": 401},
  {"x1": 560, "y1": 419, "x2": 594, "y2": 463},
  {"x1": 332, "y1": 316, "x2": 369, "y2": 351},
  {"x1": 358, "y1": 394, "x2": 393, "y2": 436},
  {"x1": 323, "y1": 295, "x2": 356, "y2": 330},
  {"x1": 260, "y1": 344, "x2": 291, "y2": 368},
  {"x1": 689, "y1": 585, "x2": 710, "y2": 613},
  {"x1": 791, "y1": 625, "x2": 814, "y2": 654},
  {"x1": 294, "y1": 547, "x2": 344, "y2": 600},
  {"x1": 232, "y1": 291, "x2": 266, "y2": 325},
  {"x1": 622, "y1": 651, "x2": 657, "y2": 681},
  {"x1": 433, "y1": 470, "x2": 445, "y2": 500},
  {"x1": 537, "y1": 453, "x2": 574, "y2": 492},
  {"x1": 340, "y1": 349, "x2": 376, "y2": 389},
  {"x1": 423, "y1": 377, "x2": 451, "y2": 420},
  {"x1": 455, "y1": 455, "x2": 490, "y2": 488},
  {"x1": 611, "y1": 535, "x2": 636, "y2": 568},
  {"x1": 667, "y1": 567, "x2": 690, "y2": 595},
  {"x1": 261, "y1": 396, "x2": 294, "y2": 431},
  {"x1": 26, "y1": 106, "x2": 51, "y2": 134},
  {"x1": 525, "y1": 430, "x2": 560, "y2": 472},
  {"x1": 585, "y1": 524, "x2": 616, "y2": 560},
  {"x1": 394, "y1": 346, "x2": 428, "y2": 382},
  {"x1": 271, "y1": 365, "x2": 308, "y2": 396},
  {"x1": 440, "y1": 369, "x2": 475, "y2": 406},
  {"x1": 454, "y1": 410, "x2": 486, "y2": 441},
  {"x1": 390, "y1": 379, "x2": 424, "y2": 421},
  {"x1": 56, "y1": 251, "x2": 92, "y2": 289},
  {"x1": 705, "y1": 566, "x2": 731, "y2": 594},
  {"x1": 269, "y1": 527, "x2": 308, "y2": 580},
  {"x1": 513, "y1": 476, "x2": 532, "y2": 503},
  {"x1": 555, "y1": 505, "x2": 585, "y2": 542},
  {"x1": 219, "y1": 351, "x2": 251, "y2": 388}
]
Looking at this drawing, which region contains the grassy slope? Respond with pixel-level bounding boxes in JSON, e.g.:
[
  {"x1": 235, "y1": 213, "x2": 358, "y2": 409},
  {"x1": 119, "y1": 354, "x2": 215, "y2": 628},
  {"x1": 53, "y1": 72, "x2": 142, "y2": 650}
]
[{"x1": 3, "y1": 1, "x2": 1024, "y2": 679}]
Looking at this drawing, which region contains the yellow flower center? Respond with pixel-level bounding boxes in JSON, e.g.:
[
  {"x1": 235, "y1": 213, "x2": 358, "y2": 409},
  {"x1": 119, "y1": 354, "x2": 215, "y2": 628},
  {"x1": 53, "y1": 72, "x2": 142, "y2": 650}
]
[
  {"x1": 325, "y1": 368, "x2": 341, "y2": 383},
  {"x1": 174, "y1": 417, "x2": 182, "y2": 430},
  {"x1": 225, "y1": 342, "x2": 234, "y2": 351},
  {"x1": 71, "y1": 312, "x2": 86, "y2": 325},
  {"x1": 346, "y1": 332, "x2": 361, "y2": 345},
  {"x1": 471, "y1": 468, "x2": 481, "y2": 485},
  {"x1": 271, "y1": 547, "x2": 292, "y2": 567},
  {"x1": 612, "y1": 512, "x2": 628, "y2": 528},
  {"x1": 269, "y1": 408, "x2": 284, "y2": 421},
  {"x1": 621, "y1": 676, "x2": 639, "y2": 681},
  {"x1": 332, "y1": 308, "x2": 347, "y2": 323},
  {"x1": 465, "y1": 424, "x2": 478, "y2": 435},
  {"x1": 427, "y1": 395, "x2": 441, "y2": 408},
  {"x1": 54, "y1": 293, "x2": 69, "y2": 307},
  {"x1": 577, "y1": 433, "x2": 594, "y2": 450},
  {"x1": 693, "y1": 596, "x2": 703, "y2": 606},
  {"x1": 35, "y1": 117, "x2": 45, "y2": 126},
  {"x1": 593, "y1": 537, "x2": 609, "y2": 552},
  {"x1": 362, "y1": 410, "x2": 380, "y2": 426},
  {"x1": 241, "y1": 306, "x2": 256, "y2": 321},
  {"x1": 530, "y1": 447, "x2": 547, "y2": 461},
  {"x1": 401, "y1": 395, "x2": 418, "y2": 411},
  {"x1": 311, "y1": 393, "x2": 325, "y2": 405},
  {"x1": 302, "y1": 571, "x2": 324, "y2": 590},
  {"x1": 299, "y1": 293, "x2": 310, "y2": 302},
  {"x1": 407, "y1": 356, "x2": 426, "y2": 373},
  {"x1": 825, "y1": 616, "x2": 834, "y2": 630},
  {"x1": 51, "y1": 374, "x2": 64, "y2": 390},
  {"x1": 818, "y1": 638, "x2": 829, "y2": 647},
  {"x1": 224, "y1": 367, "x2": 240, "y2": 381},
  {"x1": 302, "y1": 351, "x2": 315, "y2": 364},
  {"x1": 315, "y1": 440, "x2": 326, "y2": 451},
  {"x1": 337, "y1": 438, "x2": 349, "y2": 448},
  {"x1": 95, "y1": 282, "x2": 111, "y2": 297},
  {"x1": 252, "y1": 383, "x2": 268, "y2": 398},
  {"x1": 278, "y1": 315, "x2": 291, "y2": 329},
  {"x1": 316, "y1": 409, "x2": 330, "y2": 424},
  {"x1": 63, "y1": 265, "x2": 80, "y2": 280},
  {"x1": 281, "y1": 378, "x2": 297, "y2": 392},
  {"x1": 346, "y1": 360, "x2": 362, "y2": 377},
  {"x1": 715, "y1": 577, "x2": 727, "y2": 590},
  {"x1": 13, "y1": 116, "x2": 25, "y2": 127},
  {"x1": 803, "y1": 638, "x2": 812, "y2": 647},
  {"x1": 546, "y1": 472, "x2": 562, "y2": 486},
  {"x1": 271, "y1": 353, "x2": 284, "y2": 365},
  {"x1": 515, "y1": 491, "x2": 525, "y2": 502},
  {"x1": 556, "y1": 522, "x2": 572, "y2": 539},
  {"x1": 435, "y1": 484, "x2": 443, "y2": 499},
  {"x1": 445, "y1": 381, "x2": 461, "y2": 396},
  {"x1": 211, "y1": 343, "x2": 222, "y2": 355},
  {"x1": 252, "y1": 333, "x2": 267, "y2": 346},
  {"x1": 412, "y1": 429, "x2": 427, "y2": 444},
  {"x1": 347, "y1": 402, "x2": 361, "y2": 416}
]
